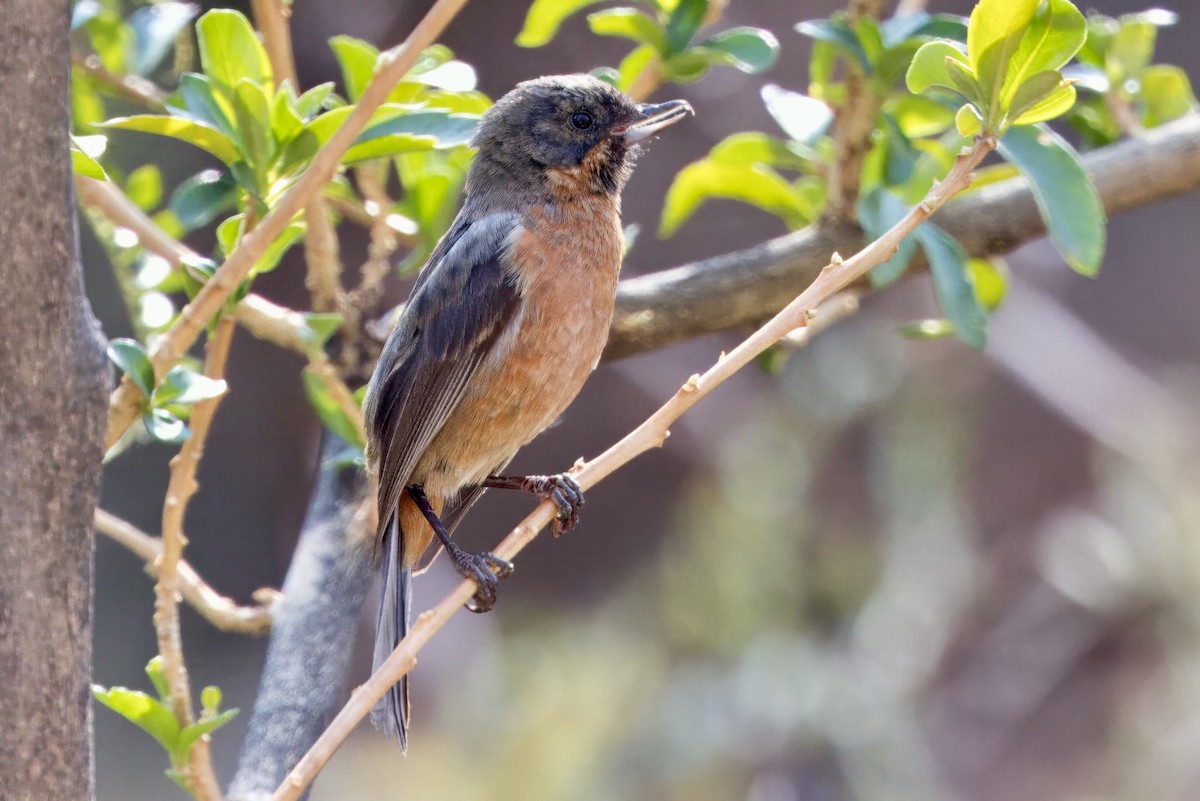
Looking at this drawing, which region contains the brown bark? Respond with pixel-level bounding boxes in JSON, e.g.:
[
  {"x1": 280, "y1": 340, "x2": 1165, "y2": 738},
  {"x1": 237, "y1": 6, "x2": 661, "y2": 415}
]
[{"x1": 0, "y1": 1, "x2": 110, "y2": 799}]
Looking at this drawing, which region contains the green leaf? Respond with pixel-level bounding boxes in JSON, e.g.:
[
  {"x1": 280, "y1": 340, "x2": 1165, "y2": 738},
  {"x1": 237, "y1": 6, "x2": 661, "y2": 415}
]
[
  {"x1": 616, "y1": 45, "x2": 658, "y2": 93},
  {"x1": 955, "y1": 103, "x2": 983, "y2": 137},
  {"x1": 516, "y1": 0, "x2": 604, "y2": 47},
  {"x1": 709, "y1": 132, "x2": 809, "y2": 169},
  {"x1": 906, "y1": 40, "x2": 972, "y2": 96},
  {"x1": 125, "y1": 165, "x2": 163, "y2": 212},
  {"x1": 1140, "y1": 65, "x2": 1197, "y2": 127},
  {"x1": 998, "y1": 125, "x2": 1105, "y2": 275},
  {"x1": 169, "y1": 170, "x2": 237, "y2": 230},
  {"x1": 796, "y1": 18, "x2": 870, "y2": 72},
  {"x1": 967, "y1": 257, "x2": 1008, "y2": 311},
  {"x1": 178, "y1": 709, "x2": 239, "y2": 753},
  {"x1": 886, "y1": 95, "x2": 956, "y2": 138},
  {"x1": 699, "y1": 27, "x2": 779, "y2": 73},
  {"x1": 1107, "y1": 20, "x2": 1157, "y2": 81},
  {"x1": 302, "y1": 368, "x2": 365, "y2": 447},
  {"x1": 152, "y1": 366, "x2": 227, "y2": 408},
  {"x1": 99, "y1": 115, "x2": 241, "y2": 165},
  {"x1": 660, "y1": 50, "x2": 711, "y2": 84},
  {"x1": 587, "y1": 8, "x2": 665, "y2": 50},
  {"x1": 107, "y1": 339, "x2": 155, "y2": 398},
  {"x1": 127, "y1": 2, "x2": 197, "y2": 76},
  {"x1": 232, "y1": 79, "x2": 273, "y2": 175},
  {"x1": 998, "y1": 0, "x2": 1085, "y2": 108},
  {"x1": 1011, "y1": 80, "x2": 1075, "y2": 126},
  {"x1": 146, "y1": 656, "x2": 171, "y2": 701},
  {"x1": 144, "y1": 409, "x2": 189, "y2": 443},
  {"x1": 93, "y1": 686, "x2": 181, "y2": 753},
  {"x1": 1007, "y1": 70, "x2": 1067, "y2": 121},
  {"x1": 294, "y1": 82, "x2": 335, "y2": 119},
  {"x1": 665, "y1": 0, "x2": 708, "y2": 55},
  {"x1": 177, "y1": 73, "x2": 238, "y2": 140},
  {"x1": 914, "y1": 224, "x2": 987, "y2": 348},
  {"x1": 946, "y1": 58, "x2": 985, "y2": 108},
  {"x1": 301, "y1": 313, "x2": 344, "y2": 349},
  {"x1": 760, "y1": 85, "x2": 832, "y2": 146},
  {"x1": 251, "y1": 222, "x2": 306, "y2": 275},
  {"x1": 196, "y1": 9, "x2": 272, "y2": 91},
  {"x1": 72, "y1": 147, "x2": 109, "y2": 181},
  {"x1": 329, "y1": 36, "x2": 378, "y2": 103},
  {"x1": 349, "y1": 110, "x2": 480, "y2": 162},
  {"x1": 859, "y1": 188, "x2": 918, "y2": 287},
  {"x1": 967, "y1": 0, "x2": 1039, "y2": 120},
  {"x1": 200, "y1": 686, "x2": 222, "y2": 712},
  {"x1": 880, "y1": 12, "x2": 968, "y2": 49},
  {"x1": 660, "y1": 159, "x2": 813, "y2": 236}
]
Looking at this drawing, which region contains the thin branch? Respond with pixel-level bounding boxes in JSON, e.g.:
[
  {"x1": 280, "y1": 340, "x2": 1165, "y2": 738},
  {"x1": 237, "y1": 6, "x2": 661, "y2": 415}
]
[
  {"x1": 75, "y1": 176, "x2": 311, "y2": 356},
  {"x1": 825, "y1": 0, "x2": 887, "y2": 222},
  {"x1": 324, "y1": 194, "x2": 420, "y2": 246},
  {"x1": 72, "y1": 53, "x2": 167, "y2": 111},
  {"x1": 95, "y1": 509, "x2": 277, "y2": 635},
  {"x1": 103, "y1": 0, "x2": 473, "y2": 450},
  {"x1": 156, "y1": 316, "x2": 235, "y2": 801},
  {"x1": 606, "y1": 114, "x2": 1200, "y2": 359},
  {"x1": 250, "y1": 0, "x2": 297, "y2": 87},
  {"x1": 268, "y1": 136, "x2": 996, "y2": 801},
  {"x1": 306, "y1": 357, "x2": 366, "y2": 435}
]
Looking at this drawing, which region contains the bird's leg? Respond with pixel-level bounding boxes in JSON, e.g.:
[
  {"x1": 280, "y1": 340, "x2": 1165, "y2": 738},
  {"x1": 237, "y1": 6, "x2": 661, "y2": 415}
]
[
  {"x1": 407, "y1": 485, "x2": 513, "y2": 613},
  {"x1": 482, "y1": 473, "x2": 585, "y2": 535}
]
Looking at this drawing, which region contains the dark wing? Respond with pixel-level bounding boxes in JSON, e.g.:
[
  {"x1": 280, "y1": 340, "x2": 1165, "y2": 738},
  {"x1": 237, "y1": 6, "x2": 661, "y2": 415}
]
[{"x1": 363, "y1": 211, "x2": 524, "y2": 536}]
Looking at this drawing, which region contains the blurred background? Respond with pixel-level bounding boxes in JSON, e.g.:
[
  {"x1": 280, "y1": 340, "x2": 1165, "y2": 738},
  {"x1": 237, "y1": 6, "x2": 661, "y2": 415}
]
[{"x1": 87, "y1": 1, "x2": 1200, "y2": 799}]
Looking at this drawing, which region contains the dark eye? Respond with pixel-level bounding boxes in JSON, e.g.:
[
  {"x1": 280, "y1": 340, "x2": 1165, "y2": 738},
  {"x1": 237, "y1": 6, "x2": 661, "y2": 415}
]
[{"x1": 571, "y1": 111, "x2": 593, "y2": 130}]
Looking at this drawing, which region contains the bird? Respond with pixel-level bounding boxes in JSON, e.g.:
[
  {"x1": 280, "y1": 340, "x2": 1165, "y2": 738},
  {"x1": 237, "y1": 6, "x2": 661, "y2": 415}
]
[{"x1": 361, "y1": 73, "x2": 692, "y2": 749}]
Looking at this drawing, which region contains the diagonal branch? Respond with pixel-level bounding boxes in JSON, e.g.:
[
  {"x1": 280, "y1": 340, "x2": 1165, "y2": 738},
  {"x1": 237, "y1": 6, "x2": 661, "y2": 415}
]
[
  {"x1": 95, "y1": 509, "x2": 277, "y2": 635},
  {"x1": 103, "y1": 0, "x2": 472, "y2": 450},
  {"x1": 268, "y1": 136, "x2": 996, "y2": 801},
  {"x1": 606, "y1": 114, "x2": 1200, "y2": 359}
]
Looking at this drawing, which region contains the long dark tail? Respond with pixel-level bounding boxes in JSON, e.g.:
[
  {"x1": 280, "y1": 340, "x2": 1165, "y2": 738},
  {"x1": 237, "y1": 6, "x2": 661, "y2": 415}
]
[{"x1": 370, "y1": 512, "x2": 411, "y2": 751}]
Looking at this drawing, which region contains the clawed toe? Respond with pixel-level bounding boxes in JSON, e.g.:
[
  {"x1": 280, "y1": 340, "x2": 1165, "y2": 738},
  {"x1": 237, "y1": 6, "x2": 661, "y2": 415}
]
[
  {"x1": 543, "y1": 474, "x2": 584, "y2": 536},
  {"x1": 454, "y1": 551, "x2": 513, "y2": 613}
]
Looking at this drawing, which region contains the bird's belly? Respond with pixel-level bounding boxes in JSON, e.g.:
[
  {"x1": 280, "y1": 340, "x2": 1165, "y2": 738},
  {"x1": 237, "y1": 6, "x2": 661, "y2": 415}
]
[{"x1": 416, "y1": 269, "x2": 618, "y2": 495}]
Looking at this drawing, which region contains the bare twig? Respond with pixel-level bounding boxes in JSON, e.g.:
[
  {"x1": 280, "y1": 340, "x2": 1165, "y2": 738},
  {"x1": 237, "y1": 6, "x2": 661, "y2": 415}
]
[
  {"x1": 156, "y1": 316, "x2": 235, "y2": 801},
  {"x1": 268, "y1": 136, "x2": 996, "y2": 801},
  {"x1": 250, "y1": 0, "x2": 297, "y2": 87},
  {"x1": 103, "y1": 0, "x2": 472, "y2": 450},
  {"x1": 95, "y1": 509, "x2": 277, "y2": 635},
  {"x1": 72, "y1": 53, "x2": 167, "y2": 111},
  {"x1": 76, "y1": 176, "x2": 311, "y2": 355},
  {"x1": 606, "y1": 114, "x2": 1200, "y2": 358}
]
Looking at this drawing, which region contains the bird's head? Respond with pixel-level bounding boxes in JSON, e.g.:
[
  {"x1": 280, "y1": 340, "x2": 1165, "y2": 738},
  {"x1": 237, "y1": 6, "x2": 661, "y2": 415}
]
[{"x1": 467, "y1": 74, "x2": 692, "y2": 202}]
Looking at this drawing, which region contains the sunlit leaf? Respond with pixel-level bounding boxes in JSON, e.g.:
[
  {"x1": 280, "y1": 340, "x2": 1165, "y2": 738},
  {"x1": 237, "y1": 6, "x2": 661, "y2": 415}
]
[
  {"x1": 796, "y1": 17, "x2": 870, "y2": 72},
  {"x1": 127, "y1": 2, "x2": 198, "y2": 76},
  {"x1": 699, "y1": 27, "x2": 779, "y2": 73},
  {"x1": 1140, "y1": 65, "x2": 1197, "y2": 127},
  {"x1": 99, "y1": 115, "x2": 241, "y2": 165},
  {"x1": 107, "y1": 339, "x2": 155, "y2": 398},
  {"x1": 999, "y1": 0, "x2": 1086, "y2": 108},
  {"x1": 760, "y1": 85, "x2": 833, "y2": 146},
  {"x1": 125, "y1": 165, "x2": 163, "y2": 212},
  {"x1": 906, "y1": 40, "x2": 971, "y2": 96},
  {"x1": 660, "y1": 159, "x2": 812, "y2": 236},
  {"x1": 152, "y1": 366, "x2": 227, "y2": 409},
  {"x1": 1011, "y1": 81, "x2": 1076, "y2": 126},
  {"x1": 329, "y1": 35, "x2": 378, "y2": 103},
  {"x1": 967, "y1": 0, "x2": 1038, "y2": 119},
  {"x1": 517, "y1": 0, "x2": 604, "y2": 47},
  {"x1": 665, "y1": 0, "x2": 708, "y2": 54},
  {"x1": 587, "y1": 8, "x2": 665, "y2": 50},
  {"x1": 196, "y1": 9, "x2": 272, "y2": 91},
  {"x1": 92, "y1": 686, "x2": 181, "y2": 753}
]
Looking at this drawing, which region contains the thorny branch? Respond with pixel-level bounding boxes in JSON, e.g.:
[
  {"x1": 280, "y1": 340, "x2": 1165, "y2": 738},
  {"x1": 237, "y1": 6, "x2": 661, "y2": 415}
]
[
  {"x1": 268, "y1": 136, "x2": 997, "y2": 801},
  {"x1": 156, "y1": 316, "x2": 235, "y2": 801},
  {"x1": 95, "y1": 509, "x2": 277, "y2": 634}
]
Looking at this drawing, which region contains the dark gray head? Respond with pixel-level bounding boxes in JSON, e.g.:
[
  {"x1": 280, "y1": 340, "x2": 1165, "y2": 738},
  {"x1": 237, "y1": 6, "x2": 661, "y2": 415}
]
[{"x1": 467, "y1": 74, "x2": 692, "y2": 202}]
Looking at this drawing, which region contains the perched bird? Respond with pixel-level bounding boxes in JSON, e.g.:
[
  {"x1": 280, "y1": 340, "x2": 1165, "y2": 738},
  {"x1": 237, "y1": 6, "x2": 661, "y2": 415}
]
[{"x1": 362, "y1": 74, "x2": 692, "y2": 749}]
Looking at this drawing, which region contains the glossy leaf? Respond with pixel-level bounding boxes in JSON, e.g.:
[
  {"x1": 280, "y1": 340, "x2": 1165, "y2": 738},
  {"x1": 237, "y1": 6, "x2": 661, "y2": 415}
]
[
  {"x1": 301, "y1": 313, "x2": 344, "y2": 349},
  {"x1": 517, "y1": 0, "x2": 604, "y2": 47},
  {"x1": 796, "y1": 18, "x2": 870, "y2": 72},
  {"x1": 107, "y1": 339, "x2": 155, "y2": 398},
  {"x1": 92, "y1": 686, "x2": 181, "y2": 752},
  {"x1": 660, "y1": 160, "x2": 812, "y2": 236},
  {"x1": 967, "y1": 0, "x2": 1038, "y2": 118},
  {"x1": 587, "y1": 8, "x2": 665, "y2": 50},
  {"x1": 699, "y1": 27, "x2": 779, "y2": 73},
  {"x1": 760, "y1": 85, "x2": 833, "y2": 146},
  {"x1": 955, "y1": 103, "x2": 983, "y2": 137},
  {"x1": 968, "y1": 257, "x2": 1009, "y2": 311},
  {"x1": 1011, "y1": 81, "x2": 1076, "y2": 126},
  {"x1": 880, "y1": 12, "x2": 968, "y2": 49},
  {"x1": 72, "y1": 147, "x2": 108, "y2": 181},
  {"x1": 915, "y1": 224, "x2": 987, "y2": 348},
  {"x1": 709, "y1": 132, "x2": 809, "y2": 169},
  {"x1": 196, "y1": 9, "x2": 272, "y2": 90},
  {"x1": 999, "y1": 0, "x2": 1086, "y2": 107},
  {"x1": 329, "y1": 36, "x2": 378, "y2": 103},
  {"x1": 665, "y1": 0, "x2": 708, "y2": 54},
  {"x1": 127, "y1": 2, "x2": 197, "y2": 76},
  {"x1": 231, "y1": 78, "x2": 273, "y2": 175},
  {"x1": 151, "y1": 366, "x2": 228, "y2": 409},
  {"x1": 617, "y1": 45, "x2": 658, "y2": 92},
  {"x1": 998, "y1": 125, "x2": 1105, "y2": 275},
  {"x1": 100, "y1": 115, "x2": 241, "y2": 165},
  {"x1": 906, "y1": 40, "x2": 971, "y2": 96},
  {"x1": 887, "y1": 95, "x2": 956, "y2": 138}
]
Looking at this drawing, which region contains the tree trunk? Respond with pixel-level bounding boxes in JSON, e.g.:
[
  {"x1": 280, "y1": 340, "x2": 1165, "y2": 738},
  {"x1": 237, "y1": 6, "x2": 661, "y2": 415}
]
[{"x1": 0, "y1": 1, "x2": 110, "y2": 799}]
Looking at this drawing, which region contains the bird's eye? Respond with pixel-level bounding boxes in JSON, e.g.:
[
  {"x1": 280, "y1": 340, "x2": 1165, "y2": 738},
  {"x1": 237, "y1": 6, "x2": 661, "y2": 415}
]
[{"x1": 571, "y1": 111, "x2": 593, "y2": 130}]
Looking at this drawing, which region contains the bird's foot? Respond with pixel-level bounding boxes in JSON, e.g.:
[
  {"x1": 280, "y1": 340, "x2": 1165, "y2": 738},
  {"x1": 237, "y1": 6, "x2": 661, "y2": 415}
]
[
  {"x1": 528, "y1": 474, "x2": 585, "y2": 535},
  {"x1": 446, "y1": 543, "x2": 514, "y2": 613}
]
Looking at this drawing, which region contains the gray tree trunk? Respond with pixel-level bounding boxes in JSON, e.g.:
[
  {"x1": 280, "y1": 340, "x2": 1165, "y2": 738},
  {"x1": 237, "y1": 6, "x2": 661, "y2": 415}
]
[{"x1": 0, "y1": 0, "x2": 111, "y2": 799}]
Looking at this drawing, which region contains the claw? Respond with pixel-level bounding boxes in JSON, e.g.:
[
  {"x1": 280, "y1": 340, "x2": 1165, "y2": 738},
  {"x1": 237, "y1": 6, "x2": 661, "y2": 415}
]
[{"x1": 452, "y1": 550, "x2": 513, "y2": 613}]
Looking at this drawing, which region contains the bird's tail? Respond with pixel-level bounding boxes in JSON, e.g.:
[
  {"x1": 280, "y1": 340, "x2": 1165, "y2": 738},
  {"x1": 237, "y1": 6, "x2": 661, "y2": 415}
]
[{"x1": 370, "y1": 511, "x2": 412, "y2": 751}]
